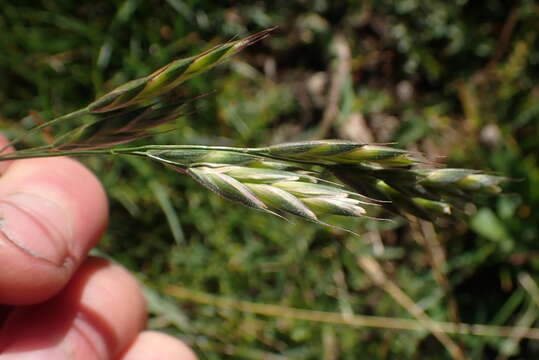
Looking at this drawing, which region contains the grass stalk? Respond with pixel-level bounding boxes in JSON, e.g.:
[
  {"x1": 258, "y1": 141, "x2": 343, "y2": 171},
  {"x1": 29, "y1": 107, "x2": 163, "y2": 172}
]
[
  {"x1": 412, "y1": 219, "x2": 461, "y2": 323},
  {"x1": 165, "y1": 285, "x2": 539, "y2": 340},
  {"x1": 0, "y1": 107, "x2": 89, "y2": 152}
]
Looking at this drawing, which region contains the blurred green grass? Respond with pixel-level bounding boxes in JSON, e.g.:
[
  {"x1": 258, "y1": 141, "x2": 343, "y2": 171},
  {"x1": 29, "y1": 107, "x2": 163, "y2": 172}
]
[{"x1": 1, "y1": 0, "x2": 539, "y2": 358}]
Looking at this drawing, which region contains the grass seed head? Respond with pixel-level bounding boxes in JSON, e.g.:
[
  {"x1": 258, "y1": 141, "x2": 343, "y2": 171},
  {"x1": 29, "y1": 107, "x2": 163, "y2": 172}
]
[
  {"x1": 88, "y1": 28, "x2": 276, "y2": 113},
  {"x1": 245, "y1": 183, "x2": 318, "y2": 220},
  {"x1": 272, "y1": 181, "x2": 349, "y2": 198},
  {"x1": 418, "y1": 169, "x2": 506, "y2": 195},
  {"x1": 267, "y1": 140, "x2": 419, "y2": 167},
  {"x1": 411, "y1": 198, "x2": 452, "y2": 216},
  {"x1": 221, "y1": 166, "x2": 302, "y2": 183},
  {"x1": 456, "y1": 174, "x2": 505, "y2": 194},
  {"x1": 57, "y1": 101, "x2": 185, "y2": 150},
  {"x1": 187, "y1": 166, "x2": 269, "y2": 213},
  {"x1": 181, "y1": 162, "x2": 372, "y2": 227},
  {"x1": 147, "y1": 149, "x2": 303, "y2": 171},
  {"x1": 301, "y1": 197, "x2": 366, "y2": 217}
]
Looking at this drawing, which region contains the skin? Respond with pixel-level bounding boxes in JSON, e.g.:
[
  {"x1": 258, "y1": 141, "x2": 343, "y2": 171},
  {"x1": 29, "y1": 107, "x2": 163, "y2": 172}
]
[{"x1": 0, "y1": 136, "x2": 196, "y2": 360}]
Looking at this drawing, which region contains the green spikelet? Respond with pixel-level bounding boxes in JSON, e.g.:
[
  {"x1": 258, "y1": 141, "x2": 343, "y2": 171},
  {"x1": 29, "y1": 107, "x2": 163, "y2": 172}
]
[
  {"x1": 267, "y1": 140, "x2": 419, "y2": 167},
  {"x1": 418, "y1": 169, "x2": 506, "y2": 195},
  {"x1": 245, "y1": 183, "x2": 318, "y2": 221},
  {"x1": 88, "y1": 28, "x2": 276, "y2": 113},
  {"x1": 187, "y1": 167, "x2": 270, "y2": 213}
]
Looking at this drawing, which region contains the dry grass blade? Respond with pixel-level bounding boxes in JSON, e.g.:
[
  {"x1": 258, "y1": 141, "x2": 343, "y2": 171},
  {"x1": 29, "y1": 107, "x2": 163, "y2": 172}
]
[
  {"x1": 356, "y1": 254, "x2": 467, "y2": 360},
  {"x1": 165, "y1": 285, "x2": 539, "y2": 340}
]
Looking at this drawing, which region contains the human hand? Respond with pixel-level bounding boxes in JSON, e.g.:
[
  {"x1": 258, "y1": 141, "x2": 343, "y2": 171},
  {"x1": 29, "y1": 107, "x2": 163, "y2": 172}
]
[{"x1": 0, "y1": 136, "x2": 196, "y2": 359}]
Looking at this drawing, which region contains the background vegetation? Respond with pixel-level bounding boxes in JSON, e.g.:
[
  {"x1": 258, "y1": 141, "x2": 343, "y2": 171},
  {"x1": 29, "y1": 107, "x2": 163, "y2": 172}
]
[{"x1": 1, "y1": 0, "x2": 539, "y2": 358}]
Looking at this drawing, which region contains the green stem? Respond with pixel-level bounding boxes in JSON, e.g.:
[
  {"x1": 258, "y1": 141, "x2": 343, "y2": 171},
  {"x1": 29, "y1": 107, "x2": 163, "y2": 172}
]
[
  {"x1": 0, "y1": 107, "x2": 90, "y2": 152},
  {"x1": 111, "y1": 144, "x2": 262, "y2": 153},
  {"x1": 114, "y1": 144, "x2": 325, "y2": 166},
  {"x1": 0, "y1": 148, "x2": 124, "y2": 161},
  {"x1": 0, "y1": 145, "x2": 255, "y2": 162},
  {"x1": 0, "y1": 143, "x2": 326, "y2": 167}
]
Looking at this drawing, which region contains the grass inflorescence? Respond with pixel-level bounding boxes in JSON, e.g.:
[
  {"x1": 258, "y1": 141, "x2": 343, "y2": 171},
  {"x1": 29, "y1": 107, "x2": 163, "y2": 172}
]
[{"x1": 0, "y1": 29, "x2": 507, "y2": 234}]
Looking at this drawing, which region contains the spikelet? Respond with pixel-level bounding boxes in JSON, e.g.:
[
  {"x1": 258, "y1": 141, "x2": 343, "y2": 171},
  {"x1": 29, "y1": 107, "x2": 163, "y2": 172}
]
[
  {"x1": 267, "y1": 140, "x2": 420, "y2": 167},
  {"x1": 56, "y1": 101, "x2": 186, "y2": 150},
  {"x1": 88, "y1": 28, "x2": 276, "y2": 113},
  {"x1": 417, "y1": 168, "x2": 506, "y2": 195},
  {"x1": 146, "y1": 149, "x2": 302, "y2": 171},
  {"x1": 149, "y1": 151, "x2": 371, "y2": 226}
]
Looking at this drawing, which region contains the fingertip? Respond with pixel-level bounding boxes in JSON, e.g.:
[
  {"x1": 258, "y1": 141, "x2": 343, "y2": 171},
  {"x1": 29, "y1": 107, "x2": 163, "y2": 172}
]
[{"x1": 120, "y1": 331, "x2": 197, "y2": 360}]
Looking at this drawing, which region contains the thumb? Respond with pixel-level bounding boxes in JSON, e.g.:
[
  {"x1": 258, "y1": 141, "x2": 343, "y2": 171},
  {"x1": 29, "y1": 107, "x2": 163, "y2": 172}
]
[{"x1": 0, "y1": 136, "x2": 108, "y2": 305}]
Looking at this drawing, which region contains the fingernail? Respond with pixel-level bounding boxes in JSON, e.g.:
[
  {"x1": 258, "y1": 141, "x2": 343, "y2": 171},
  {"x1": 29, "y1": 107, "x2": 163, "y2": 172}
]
[{"x1": 0, "y1": 192, "x2": 73, "y2": 265}]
